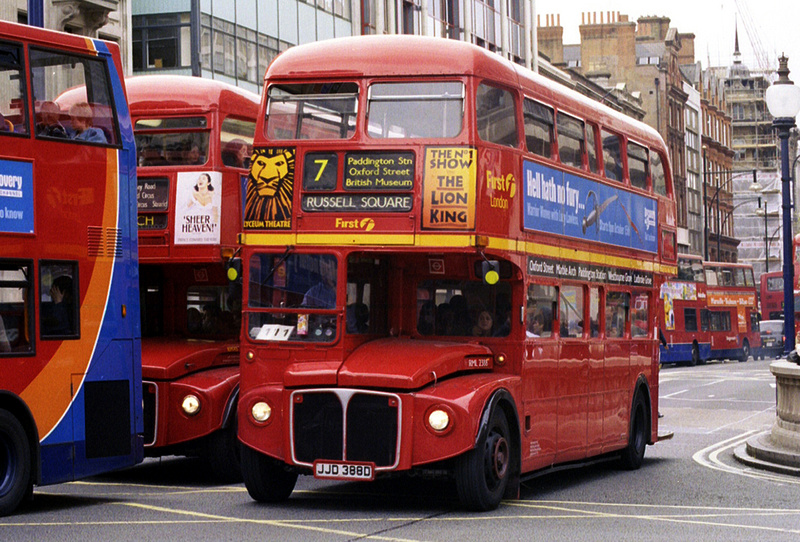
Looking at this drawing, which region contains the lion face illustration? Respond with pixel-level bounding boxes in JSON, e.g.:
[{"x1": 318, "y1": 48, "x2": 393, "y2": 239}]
[{"x1": 244, "y1": 148, "x2": 295, "y2": 228}]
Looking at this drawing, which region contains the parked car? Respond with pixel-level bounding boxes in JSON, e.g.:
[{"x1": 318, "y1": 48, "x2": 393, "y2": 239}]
[{"x1": 758, "y1": 319, "x2": 785, "y2": 359}]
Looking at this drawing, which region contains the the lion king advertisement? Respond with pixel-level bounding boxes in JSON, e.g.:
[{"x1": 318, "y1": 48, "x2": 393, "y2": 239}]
[{"x1": 243, "y1": 147, "x2": 295, "y2": 229}]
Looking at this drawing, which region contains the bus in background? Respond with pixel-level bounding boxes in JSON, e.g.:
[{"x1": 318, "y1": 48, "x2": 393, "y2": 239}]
[
  {"x1": 127, "y1": 75, "x2": 259, "y2": 480},
  {"x1": 703, "y1": 261, "x2": 759, "y2": 362},
  {"x1": 0, "y1": 21, "x2": 141, "y2": 515},
  {"x1": 236, "y1": 35, "x2": 677, "y2": 511},
  {"x1": 659, "y1": 254, "x2": 709, "y2": 366},
  {"x1": 759, "y1": 270, "x2": 783, "y2": 321}
]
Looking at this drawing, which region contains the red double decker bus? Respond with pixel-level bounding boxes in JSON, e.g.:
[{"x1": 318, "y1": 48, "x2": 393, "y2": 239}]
[
  {"x1": 127, "y1": 75, "x2": 259, "y2": 480},
  {"x1": 703, "y1": 261, "x2": 760, "y2": 362},
  {"x1": 760, "y1": 270, "x2": 784, "y2": 321},
  {"x1": 1, "y1": 21, "x2": 141, "y2": 515},
  {"x1": 659, "y1": 254, "x2": 709, "y2": 365},
  {"x1": 237, "y1": 35, "x2": 676, "y2": 510}
]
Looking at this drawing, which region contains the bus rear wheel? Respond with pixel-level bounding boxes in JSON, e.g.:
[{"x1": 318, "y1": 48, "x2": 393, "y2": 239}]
[
  {"x1": 619, "y1": 394, "x2": 648, "y2": 470},
  {"x1": 206, "y1": 420, "x2": 242, "y2": 483},
  {"x1": 455, "y1": 408, "x2": 511, "y2": 511},
  {"x1": 739, "y1": 340, "x2": 750, "y2": 362},
  {"x1": 0, "y1": 410, "x2": 32, "y2": 517},
  {"x1": 240, "y1": 444, "x2": 297, "y2": 503}
]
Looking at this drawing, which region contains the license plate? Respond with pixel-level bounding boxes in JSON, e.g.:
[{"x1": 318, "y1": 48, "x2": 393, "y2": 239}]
[
  {"x1": 313, "y1": 460, "x2": 375, "y2": 481},
  {"x1": 764, "y1": 339, "x2": 774, "y2": 346}
]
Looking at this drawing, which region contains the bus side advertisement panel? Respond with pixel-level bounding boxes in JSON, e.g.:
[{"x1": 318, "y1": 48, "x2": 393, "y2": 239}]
[{"x1": 522, "y1": 161, "x2": 657, "y2": 253}]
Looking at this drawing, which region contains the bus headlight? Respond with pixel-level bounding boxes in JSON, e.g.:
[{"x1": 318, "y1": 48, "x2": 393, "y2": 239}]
[
  {"x1": 251, "y1": 401, "x2": 272, "y2": 423},
  {"x1": 428, "y1": 409, "x2": 450, "y2": 432},
  {"x1": 181, "y1": 394, "x2": 201, "y2": 416}
]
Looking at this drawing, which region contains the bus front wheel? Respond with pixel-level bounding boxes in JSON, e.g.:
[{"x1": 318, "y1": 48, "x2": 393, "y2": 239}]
[
  {"x1": 455, "y1": 408, "x2": 511, "y2": 511},
  {"x1": 619, "y1": 393, "x2": 648, "y2": 470},
  {"x1": 0, "y1": 409, "x2": 32, "y2": 517},
  {"x1": 240, "y1": 445, "x2": 297, "y2": 503}
]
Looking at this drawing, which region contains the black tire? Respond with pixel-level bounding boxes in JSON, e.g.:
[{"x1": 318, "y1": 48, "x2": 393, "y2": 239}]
[
  {"x1": 619, "y1": 394, "x2": 648, "y2": 470},
  {"x1": 240, "y1": 444, "x2": 297, "y2": 503},
  {"x1": 206, "y1": 421, "x2": 242, "y2": 483},
  {"x1": 0, "y1": 410, "x2": 32, "y2": 517},
  {"x1": 739, "y1": 340, "x2": 750, "y2": 362},
  {"x1": 455, "y1": 408, "x2": 512, "y2": 511}
]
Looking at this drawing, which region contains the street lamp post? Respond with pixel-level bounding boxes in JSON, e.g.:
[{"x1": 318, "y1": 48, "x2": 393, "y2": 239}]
[
  {"x1": 765, "y1": 54, "x2": 800, "y2": 356},
  {"x1": 758, "y1": 198, "x2": 769, "y2": 273}
]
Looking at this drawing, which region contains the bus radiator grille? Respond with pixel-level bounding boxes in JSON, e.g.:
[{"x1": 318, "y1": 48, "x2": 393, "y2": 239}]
[{"x1": 292, "y1": 390, "x2": 399, "y2": 468}]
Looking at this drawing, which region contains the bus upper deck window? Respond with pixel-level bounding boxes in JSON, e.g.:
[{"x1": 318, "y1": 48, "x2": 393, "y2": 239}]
[
  {"x1": 627, "y1": 141, "x2": 648, "y2": 190},
  {"x1": 0, "y1": 43, "x2": 29, "y2": 135},
  {"x1": 556, "y1": 112, "x2": 585, "y2": 170},
  {"x1": 523, "y1": 98, "x2": 553, "y2": 158},
  {"x1": 266, "y1": 83, "x2": 358, "y2": 140},
  {"x1": 651, "y1": 151, "x2": 668, "y2": 196},
  {"x1": 601, "y1": 129, "x2": 622, "y2": 181},
  {"x1": 367, "y1": 81, "x2": 464, "y2": 139},
  {"x1": 476, "y1": 83, "x2": 517, "y2": 146}
]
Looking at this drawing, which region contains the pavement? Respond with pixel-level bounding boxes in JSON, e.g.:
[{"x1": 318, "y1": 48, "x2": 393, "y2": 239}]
[
  {"x1": 732, "y1": 355, "x2": 800, "y2": 476},
  {"x1": 734, "y1": 431, "x2": 800, "y2": 476}
]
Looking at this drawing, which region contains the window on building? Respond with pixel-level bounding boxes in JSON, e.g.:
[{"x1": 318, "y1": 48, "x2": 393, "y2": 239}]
[{"x1": 132, "y1": 14, "x2": 191, "y2": 72}]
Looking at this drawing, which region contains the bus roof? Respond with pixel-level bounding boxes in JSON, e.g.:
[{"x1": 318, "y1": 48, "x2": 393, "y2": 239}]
[
  {"x1": 0, "y1": 19, "x2": 117, "y2": 56},
  {"x1": 126, "y1": 75, "x2": 260, "y2": 114},
  {"x1": 266, "y1": 34, "x2": 665, "y2": 149}
]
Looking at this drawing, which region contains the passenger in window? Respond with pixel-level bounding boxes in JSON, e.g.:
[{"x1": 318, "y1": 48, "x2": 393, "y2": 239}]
[
  {"x1": 36, "y1": 101, "x2": 67, "y2": 138},
  {"x1": 187, "y1": 142, "x2": 204, "y2": 165},
  {"x1": 417, "y1": 300, "x2": 436, "y2": 335},
  {"x1": 140, "y1": 136, "x2": 168, "y2": 166},
  {"x1": 0, "y1": 111, "x2": 12, "y2": 132},
  {"x1": 0, "y1": 316, "x2": 11, "y2": 352},
  {"x1": 346, "y1": 303, "x2": 370, "y2": 334},
  {"x1": 527, "y1": 312, "x2": 544, "y2": 338},
  {"x1": 435, "y1": 303, "x2": 454, "y2": 335},
  {"x1": 69, "y1": 102, "x2": 107, "y2": 143},
  {"x1": 45, "y1": 275, "x2": 74, "y2": 336},
  {"x1": 302, "y1": 258, "x2": 336, "y2": 309},
  {"x1": 472, "y1": 310, "x2": 494, "y2": 337},
  {"x1": 448, "y1": 295, "x2": 472, "y2": 336},
  {"x1": 222, "y1": 139, "x2": 250, "y2": 168},
  {"x1": 165, "y1": 141, "x2": 187, "y2": 164},
  {"x1": 187, "y1": 307, "x2": 203, "y2": 334},
  {"x1": 493, "y1": 296, "x2": 511, "y2": 337}
]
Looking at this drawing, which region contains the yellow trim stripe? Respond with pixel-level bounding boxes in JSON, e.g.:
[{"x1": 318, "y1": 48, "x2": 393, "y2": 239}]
[{"x1": 240, "y1": 232, "x2": 676, "y2": 275}]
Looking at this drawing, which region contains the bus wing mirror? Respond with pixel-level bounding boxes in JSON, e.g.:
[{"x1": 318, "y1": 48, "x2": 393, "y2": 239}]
[
  {"x1": 226, "y1": 258, "x2": 242, "y2": 282},
  {"x1": 482, "y1": 260, "x2": 499, "y2": 285}
]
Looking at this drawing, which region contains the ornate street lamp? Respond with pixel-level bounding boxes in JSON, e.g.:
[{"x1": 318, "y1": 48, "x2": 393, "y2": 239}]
[{"x1": 765, "y1": 54, "x2": 800, "y2": 355}]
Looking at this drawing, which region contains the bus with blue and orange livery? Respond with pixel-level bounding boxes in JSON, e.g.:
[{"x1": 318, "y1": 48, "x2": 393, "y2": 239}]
[
  {"x1": 0, "y1": 20, "x2": 141, "y2": 515},
  {"x1": 235, "y1": 35, "x2": 677, "y2": 511}
]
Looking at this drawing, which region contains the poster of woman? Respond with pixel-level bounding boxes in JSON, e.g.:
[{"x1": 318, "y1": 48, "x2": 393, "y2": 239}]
[{"x1": 175, "y1": 171, "x2": 221, "y2": 245}]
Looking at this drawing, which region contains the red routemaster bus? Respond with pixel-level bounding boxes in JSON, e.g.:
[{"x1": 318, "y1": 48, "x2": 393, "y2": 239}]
[
  {"x1": 237, "y1": 35, "x2": 677, "y2": 511},
  {"x1": 760, "y1": 270, "x2": 783, "y2": 320},
  {"x1": 659, "y1": 254, "x2": 709, "y2": 365},
  {"x1": 0, "y1": 21, "x2": 141, "y2": 515},
  {"x1": 126, "y1": 75, "x2": 259, "y2": 480},
  {"x1": 703, "y1": 261, "x2": 759, "y2": 361}
]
